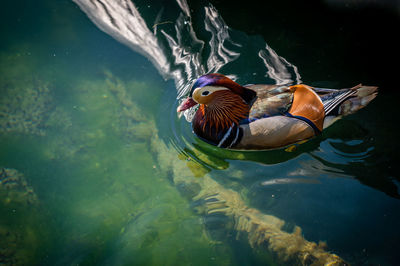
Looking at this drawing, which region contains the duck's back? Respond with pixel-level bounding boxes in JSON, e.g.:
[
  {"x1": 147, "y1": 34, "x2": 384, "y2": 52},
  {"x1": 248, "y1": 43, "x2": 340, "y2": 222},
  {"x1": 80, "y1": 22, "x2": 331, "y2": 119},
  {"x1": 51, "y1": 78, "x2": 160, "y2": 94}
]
[{"x1": 244, "y1": 84, "x2": 293, "y2": 119}]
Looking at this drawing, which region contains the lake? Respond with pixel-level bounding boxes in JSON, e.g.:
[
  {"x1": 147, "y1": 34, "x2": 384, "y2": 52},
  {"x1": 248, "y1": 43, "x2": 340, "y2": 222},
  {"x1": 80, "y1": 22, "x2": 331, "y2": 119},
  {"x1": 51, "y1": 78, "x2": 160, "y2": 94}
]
[{"x1": 0, "y1": 0, "x2": 399, "y2": 265}]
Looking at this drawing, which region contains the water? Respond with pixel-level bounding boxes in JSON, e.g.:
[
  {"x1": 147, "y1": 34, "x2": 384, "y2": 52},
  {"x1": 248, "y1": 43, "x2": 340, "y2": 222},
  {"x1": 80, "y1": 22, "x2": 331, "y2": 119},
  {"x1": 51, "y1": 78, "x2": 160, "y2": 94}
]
[{"x1": 1, "y1": 0, "x2": 399, "y2": 265}]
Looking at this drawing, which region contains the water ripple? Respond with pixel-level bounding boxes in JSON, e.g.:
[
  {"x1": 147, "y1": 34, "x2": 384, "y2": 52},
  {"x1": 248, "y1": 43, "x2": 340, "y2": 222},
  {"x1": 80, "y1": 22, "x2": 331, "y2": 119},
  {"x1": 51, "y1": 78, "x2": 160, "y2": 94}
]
[
  {"x1": 313, "y1": 138, "x2": 374, "y2": 165},
  {"x1": 73, "y1": 0, "x2": 301, "y2": 101}
]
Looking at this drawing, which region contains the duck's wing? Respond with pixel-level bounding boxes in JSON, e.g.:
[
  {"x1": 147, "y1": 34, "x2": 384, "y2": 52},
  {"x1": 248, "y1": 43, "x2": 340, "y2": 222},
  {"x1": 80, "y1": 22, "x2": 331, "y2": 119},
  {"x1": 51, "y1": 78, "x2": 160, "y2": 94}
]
[{"x1": 244, "y1": 84, "x2": 293, "y2": 119}]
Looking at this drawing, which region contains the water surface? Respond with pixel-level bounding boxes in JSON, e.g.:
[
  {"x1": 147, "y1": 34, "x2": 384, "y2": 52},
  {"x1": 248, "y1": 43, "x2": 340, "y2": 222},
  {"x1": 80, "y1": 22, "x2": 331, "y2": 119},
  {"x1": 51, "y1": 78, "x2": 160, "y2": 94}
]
[{"x1": 1, "y1": 0, "x2": 399, "y2": 265}]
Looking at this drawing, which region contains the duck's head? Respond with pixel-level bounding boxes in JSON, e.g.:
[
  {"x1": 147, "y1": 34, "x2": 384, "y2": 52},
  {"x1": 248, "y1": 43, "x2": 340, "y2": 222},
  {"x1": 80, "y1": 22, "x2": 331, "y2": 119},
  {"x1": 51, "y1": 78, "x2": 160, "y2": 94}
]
[{"x1": 177, "y1": 73, "x2": 256, "y2": 113}]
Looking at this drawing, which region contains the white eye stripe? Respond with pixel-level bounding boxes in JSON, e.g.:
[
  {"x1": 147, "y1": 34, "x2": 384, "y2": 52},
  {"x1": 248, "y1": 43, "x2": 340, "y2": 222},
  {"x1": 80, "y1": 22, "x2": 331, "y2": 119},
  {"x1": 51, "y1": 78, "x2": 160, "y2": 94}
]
[
  {"x1": 192, "y1": 86, "x2": 230, "y2": 104},
  {"x1": 194, "y1": 86, "x2": 229, "y2": 96}
]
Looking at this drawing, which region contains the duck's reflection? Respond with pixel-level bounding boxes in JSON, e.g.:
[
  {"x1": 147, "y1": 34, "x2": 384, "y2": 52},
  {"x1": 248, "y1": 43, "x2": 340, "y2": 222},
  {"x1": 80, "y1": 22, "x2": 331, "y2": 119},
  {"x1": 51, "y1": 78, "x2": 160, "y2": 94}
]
[{"x1": 180, "y1": 128, "x2": 399, "y2": 199}]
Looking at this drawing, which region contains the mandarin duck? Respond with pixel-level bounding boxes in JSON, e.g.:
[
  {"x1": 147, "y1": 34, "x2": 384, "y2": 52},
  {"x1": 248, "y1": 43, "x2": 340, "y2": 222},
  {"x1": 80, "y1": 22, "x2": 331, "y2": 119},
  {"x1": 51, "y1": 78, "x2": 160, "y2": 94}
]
[{"x1": 177, "y1": 73, "x2": 378, "y2": 150}]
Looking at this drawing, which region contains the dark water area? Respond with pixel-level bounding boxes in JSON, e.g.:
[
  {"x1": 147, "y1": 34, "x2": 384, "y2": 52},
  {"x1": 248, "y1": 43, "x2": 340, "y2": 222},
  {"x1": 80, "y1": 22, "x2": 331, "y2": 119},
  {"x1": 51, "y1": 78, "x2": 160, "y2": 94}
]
[
  {"x1": 211, "y1": 0, "x2": 399, "y2": 89},
  {"x1": 0, "y1": 0, "x2": 399, "y2": 265}
]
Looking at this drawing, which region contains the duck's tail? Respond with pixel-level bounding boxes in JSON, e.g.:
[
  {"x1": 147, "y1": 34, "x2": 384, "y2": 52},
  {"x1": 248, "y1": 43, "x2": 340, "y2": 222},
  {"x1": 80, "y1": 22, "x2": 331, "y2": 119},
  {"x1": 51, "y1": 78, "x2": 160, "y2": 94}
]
[{"x1": 317, "y1": 84, "x2": 378, "y2": 128}]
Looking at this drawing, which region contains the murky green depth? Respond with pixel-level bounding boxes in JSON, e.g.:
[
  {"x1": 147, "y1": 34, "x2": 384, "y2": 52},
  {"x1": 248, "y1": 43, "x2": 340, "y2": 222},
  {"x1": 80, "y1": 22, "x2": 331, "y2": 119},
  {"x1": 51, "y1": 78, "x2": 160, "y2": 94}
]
[
  {"x1": 1, "y1": 0, "x2": 399, "y2": 265},
  {"x1": 0, "y1": 46, "x2": 218, "y2": 266},
  {"x1": 0, "y1": 2, "x2": 217, "y2": 265}
]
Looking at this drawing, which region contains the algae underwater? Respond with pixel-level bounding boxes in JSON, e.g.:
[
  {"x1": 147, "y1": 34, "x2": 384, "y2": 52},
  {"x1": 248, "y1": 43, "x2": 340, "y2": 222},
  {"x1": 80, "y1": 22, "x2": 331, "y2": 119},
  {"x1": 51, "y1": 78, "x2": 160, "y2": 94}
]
[{"x1": 1, "y1": 0, "x2": 400, "y2": 265}]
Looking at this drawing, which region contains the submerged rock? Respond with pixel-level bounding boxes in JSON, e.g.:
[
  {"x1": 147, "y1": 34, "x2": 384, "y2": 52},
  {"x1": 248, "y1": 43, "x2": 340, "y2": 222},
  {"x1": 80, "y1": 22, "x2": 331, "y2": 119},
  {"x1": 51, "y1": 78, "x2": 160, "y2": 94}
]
[
  {"x1": 0, "y1": 168, "x2": 38, "y2": 206},
  {"x1": 104, "y1": 70, "x2": 155, "y2": 142},
  {"x1": 0, "y1": 168, "x2": 49, "y2": 266},
  {"x1": 0, "y1": 81, "x2": 54, "y2": 136}
]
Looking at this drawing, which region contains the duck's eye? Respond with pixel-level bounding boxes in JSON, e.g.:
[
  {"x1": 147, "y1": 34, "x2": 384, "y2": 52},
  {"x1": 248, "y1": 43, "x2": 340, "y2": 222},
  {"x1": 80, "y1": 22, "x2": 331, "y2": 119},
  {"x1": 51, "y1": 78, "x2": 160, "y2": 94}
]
[{"x1": 201, "y1": 91, "x2": 210, "y2": 96}]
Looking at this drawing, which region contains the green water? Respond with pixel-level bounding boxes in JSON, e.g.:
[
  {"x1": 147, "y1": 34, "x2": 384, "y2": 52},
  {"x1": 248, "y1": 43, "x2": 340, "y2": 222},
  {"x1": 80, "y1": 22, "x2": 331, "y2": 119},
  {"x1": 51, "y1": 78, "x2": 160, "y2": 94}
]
[{"x1": 1, "y1": 0, "x2": 399, "y2": 265}]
